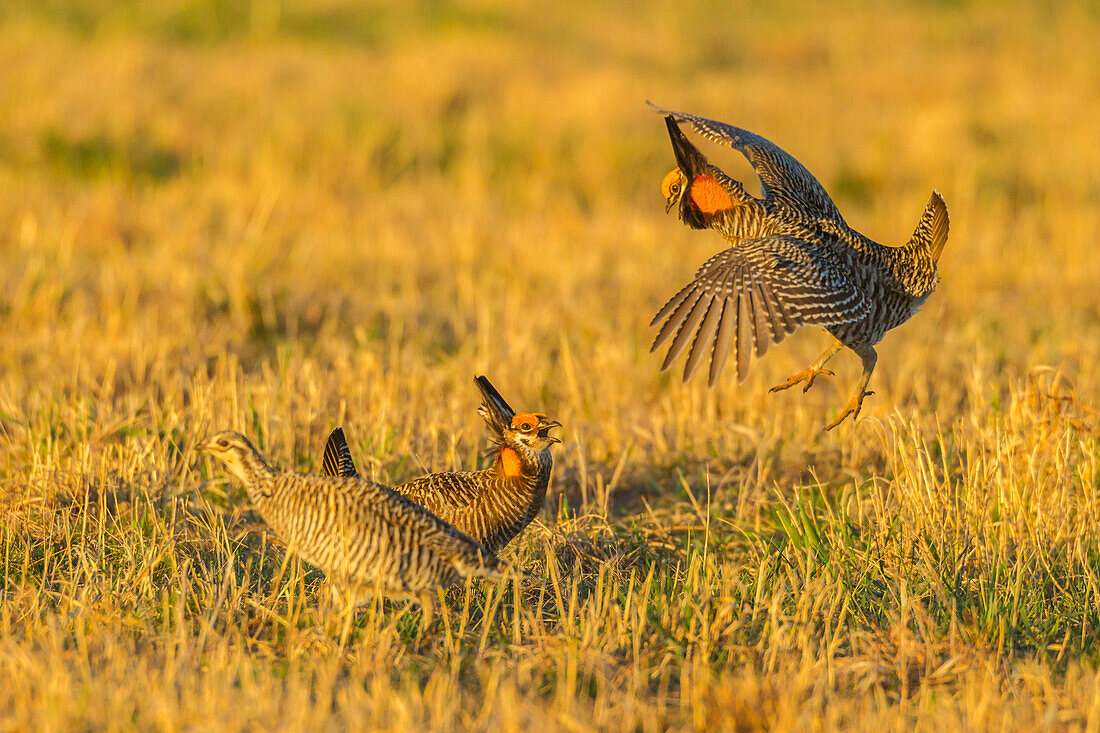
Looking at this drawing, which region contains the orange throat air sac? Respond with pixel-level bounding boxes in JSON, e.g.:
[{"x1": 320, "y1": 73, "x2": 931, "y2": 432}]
[
  {"x1": 498, "y1": 446, "x2": 523, "y2": 478},
  {"x1": 689, "y1": 175, "x2": 734, "y2": 215}
]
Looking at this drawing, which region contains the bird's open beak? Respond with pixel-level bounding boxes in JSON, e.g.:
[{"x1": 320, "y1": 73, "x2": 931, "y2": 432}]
[{"x1": 537, "y1": 418, "x2": 562, "y2": 443}]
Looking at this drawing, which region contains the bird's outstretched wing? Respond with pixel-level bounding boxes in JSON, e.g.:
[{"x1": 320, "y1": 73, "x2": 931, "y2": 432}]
[
  {"x1": 322, "y1": 427, "x2": 359, "y2": 478},
  {"x1": 649, "y1": 103, "x2": 845, "y2": 225},
  {"x1": 651, "y1": 235, "x2": 868, "y2": 385}
]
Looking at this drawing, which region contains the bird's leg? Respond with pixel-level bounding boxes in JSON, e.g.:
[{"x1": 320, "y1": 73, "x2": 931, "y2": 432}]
[
  {"x1": 326, "y1": 580, "x2": 352, "y2": 611},
  {"x1": 770, "y1": 338, "x2": 843, "y2": 393},
  {"x1": 414, "y1": 592, "x2": 435, "y2": 647},
  {"x1": 825, "y1": 346, "x2": 877, "y2": 431},
  {"x1": 334, "y1": 584, "x2": 359, "y2": 649}
]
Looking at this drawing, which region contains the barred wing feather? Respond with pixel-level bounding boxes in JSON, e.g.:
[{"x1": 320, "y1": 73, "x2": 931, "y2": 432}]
[{"x1": 650, "y1": 235, "x2": 868, "y2": 385}]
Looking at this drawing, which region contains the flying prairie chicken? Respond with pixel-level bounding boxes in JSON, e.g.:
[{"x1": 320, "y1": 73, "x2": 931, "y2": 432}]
[
  {"x1": 649, "y1": 104, "x2": 949, "y2": 429},
  {"x1": 322, "y1": 375, "x2": 561, "y2": 554},
  {"x1": 197, "y1": 430, "x2": 500, "y2": 625}
]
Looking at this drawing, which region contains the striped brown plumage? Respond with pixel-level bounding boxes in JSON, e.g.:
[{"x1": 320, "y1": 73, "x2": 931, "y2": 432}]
[
  {"x1": 322, "y1": 375, "x2": 561, "y2": 554},
  {"x1": 198, "y1": 430, "x2": 499, "y2": 614},
  {"x1": 321, "y1": 426, "x2": 357, "y2": 479},
  {"x1": 650, "y1": 103, "x2": 950, "y2": 429}
]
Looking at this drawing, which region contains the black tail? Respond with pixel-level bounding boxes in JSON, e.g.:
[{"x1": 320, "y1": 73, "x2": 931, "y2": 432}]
[
  {"x1": 322, "y1": 427, "x2": 359, "y2": 478},
  {"x1": 474, "y1": 375, "x2": 515, "y2": 443}
]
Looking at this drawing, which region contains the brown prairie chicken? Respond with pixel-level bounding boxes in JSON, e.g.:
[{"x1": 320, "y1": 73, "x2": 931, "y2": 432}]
[
  {"x1": 649, "y1": 104, "x2": 949, "y2": 429},
  {"x1": 323, "y1": 375, "x2": 561, "y2": 554},
  {"x1": 197, "y1": 430, "x2": 500, "y2": 624}
]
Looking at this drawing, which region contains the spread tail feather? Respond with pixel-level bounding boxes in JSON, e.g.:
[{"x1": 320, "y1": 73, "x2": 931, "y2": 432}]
[
  {"x1": 322, "y1": 427, "x2": 359, "y2": 478},
  {"x1": 908, "y1": 190, "x2": 950, "y2": 263}
]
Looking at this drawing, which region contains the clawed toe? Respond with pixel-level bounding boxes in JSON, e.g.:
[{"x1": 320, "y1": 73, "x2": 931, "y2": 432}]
[
  {"x1": 770, "y1": 367, "x2": 835, "y2": 394},
  {"x1": 769, "y1": 372, "x2": 804, "y2": 392},
  {"x1": 824, "y1": 390, "x2": 874, "y2": 431},
  {"x1": 801, "y1": 368, "x2": 834, "y2": 393}
]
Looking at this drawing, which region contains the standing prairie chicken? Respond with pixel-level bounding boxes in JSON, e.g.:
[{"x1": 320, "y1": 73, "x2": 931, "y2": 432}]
[
  {"x1": 649, "y1": 104, "x2": 949, "y2": 429},
  {"x1": 322, "y1": 375, "x2": 561, "y2": 554},
  {"x1": 197, "y1": 430, "x2": 500, "y2": 624}
]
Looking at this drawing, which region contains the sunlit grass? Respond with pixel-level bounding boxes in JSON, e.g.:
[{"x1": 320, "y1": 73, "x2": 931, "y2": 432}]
[{"x1": 1, "y1": 0, "x2": 1099, "y2": 729}]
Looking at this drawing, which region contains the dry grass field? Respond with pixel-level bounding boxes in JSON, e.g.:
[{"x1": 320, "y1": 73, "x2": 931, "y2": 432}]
[{"x1": 1, "y1": 0, "x2": 1099, "y2": 729}]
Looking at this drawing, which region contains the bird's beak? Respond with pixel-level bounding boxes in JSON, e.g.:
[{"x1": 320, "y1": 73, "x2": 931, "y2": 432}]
[
  {"x1": 661, "y1": 167, "x2": 687, "y2": 215},
  {"x1": 196, "y1": 437, "x2": 213, "y2": 453},
  {"x1": 537, "y1": 419, "x2": 562, "y2": 443}
]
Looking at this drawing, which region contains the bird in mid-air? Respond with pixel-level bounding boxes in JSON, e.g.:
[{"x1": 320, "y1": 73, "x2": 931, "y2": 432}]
[{"x1": 649, "y1": 104, "x2": 949, "y2": 429}]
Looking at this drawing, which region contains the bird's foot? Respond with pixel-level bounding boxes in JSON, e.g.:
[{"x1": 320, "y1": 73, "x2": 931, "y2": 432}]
[
  {"x1": 413, "y1": 593, "x2": 435, "y2": 650},
  {"x1": 824, "y1": 390, "x2": 874, "y2": 431},
  {"x1": 769, "y1": 367, "x2": 835, "y2": 394},
  {"x1": 327, "y1": 582, "x2": 349, "y2": 609}
]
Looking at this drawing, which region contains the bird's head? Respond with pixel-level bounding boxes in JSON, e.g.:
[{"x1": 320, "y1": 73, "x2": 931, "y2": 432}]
[
  {"x1": 661, "y1": 168, "x2": 688, "y2": 213},
  {"x1": 503, "y1": 412, "x2": 562, "y2": 454},
  {"x1": 661, "y1": 116, "x2": 736, "y2": 227},
  {"x1": 197, "y1": 430, "x2": 266, "y2": 485}
]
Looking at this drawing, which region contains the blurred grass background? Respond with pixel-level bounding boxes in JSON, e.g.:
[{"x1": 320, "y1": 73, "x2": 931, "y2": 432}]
[{"x1": 1, "y1": 0, "x2": 1099, "y2": 729}]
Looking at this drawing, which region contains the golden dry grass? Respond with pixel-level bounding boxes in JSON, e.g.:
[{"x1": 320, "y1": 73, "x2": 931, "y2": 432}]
[{"x1": 1, "y1": 0, "x2": 1099, "y2": 729}]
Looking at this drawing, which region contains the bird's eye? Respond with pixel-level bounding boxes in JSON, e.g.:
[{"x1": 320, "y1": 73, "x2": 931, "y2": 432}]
[
  {"x1": 670, "y1": 183, "x2": 680, "y2": 194},
  {"x1": 218, "y1": 439, "x2": 229, "y2": 448},
  {"x1": 520, "y1": 423, "x2": 532, "y2": 431}
]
